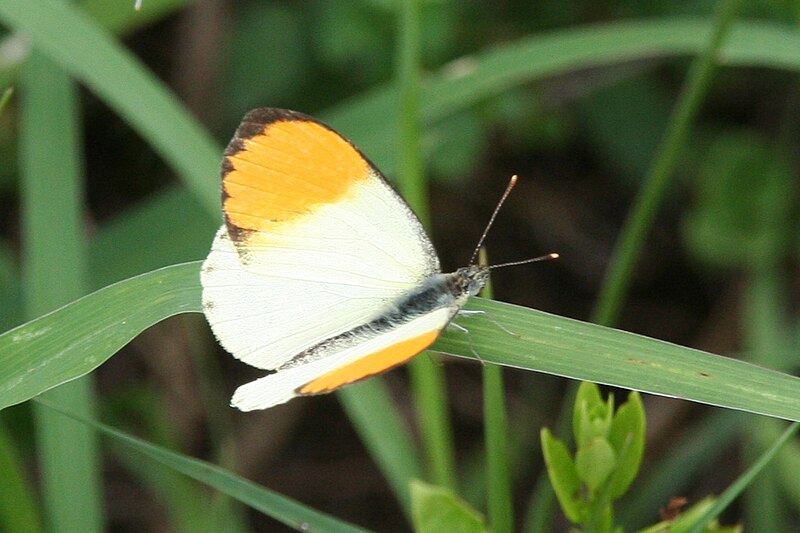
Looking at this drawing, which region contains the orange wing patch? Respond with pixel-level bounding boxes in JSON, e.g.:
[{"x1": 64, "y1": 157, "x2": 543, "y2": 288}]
[
  {"x1": 298, "y1": 330, "x2": 441, "y2": 395},
  {"x1": 222, "y1": 109, "x2": 370, "y2": 232}
]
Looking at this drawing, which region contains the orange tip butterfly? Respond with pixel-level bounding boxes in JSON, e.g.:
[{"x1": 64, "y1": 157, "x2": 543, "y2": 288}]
[{"x1": 200, "y1": 108, "x2": 556, "y2": 411}]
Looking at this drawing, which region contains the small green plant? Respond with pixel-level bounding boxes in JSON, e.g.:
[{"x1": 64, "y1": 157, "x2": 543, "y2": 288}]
[
  {"x1": 541, "y1": 382, "x2": 646, "y2": 532},
  {"x1": 541, "y1": 382, "x2": 745, "y2": 533}
]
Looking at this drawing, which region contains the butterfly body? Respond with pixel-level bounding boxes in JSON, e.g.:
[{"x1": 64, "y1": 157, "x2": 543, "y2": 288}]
[{"x1": 200, "y1": 108, "x2": 488, "y2": 410}]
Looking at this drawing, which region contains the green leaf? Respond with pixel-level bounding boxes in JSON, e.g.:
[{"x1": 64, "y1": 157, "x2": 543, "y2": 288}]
[
  {"x1": 0, "y1": 262, "x2": 201, "y2": 410},
  {"x1": 410, "y1": 480, "x2": 486, "y2": 533},
  {"x1": 607, "y1": 392, "x2": 645, "y2": 499},
  {"x1": 540, "y1": 428, "x2": 584, "y2": 523},
  {"x1": 575, "y1": 438, "x2": 616, "y2": 494},
  {"x1": 4, "y1": 264, "x2": 800, "y2": 424},
  {"x1": 439, "y1": 297, "x2": 800, "y2": 422},
  {"x1": 573, "y1": 381, "x2": 612, "y2": 447}
]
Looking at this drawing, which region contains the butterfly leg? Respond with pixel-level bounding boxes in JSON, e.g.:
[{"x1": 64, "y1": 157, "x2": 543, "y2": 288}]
[
  {"x1": 456, "y1": 309, "x2": 519, "y2": 337},
  {"x1": 448, "y1": 321, "x2": 484, "y2": 363}
]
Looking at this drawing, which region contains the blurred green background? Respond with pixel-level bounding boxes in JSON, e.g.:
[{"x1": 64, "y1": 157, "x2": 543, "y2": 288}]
[{"x1": 1, "y1": 0, "x2": 799, "y2": 531}]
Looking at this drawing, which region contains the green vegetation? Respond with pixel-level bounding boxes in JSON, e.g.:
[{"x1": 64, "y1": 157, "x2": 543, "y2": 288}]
[{"x1": 1, "y1": 1, "x2": 799, "y2": 531}]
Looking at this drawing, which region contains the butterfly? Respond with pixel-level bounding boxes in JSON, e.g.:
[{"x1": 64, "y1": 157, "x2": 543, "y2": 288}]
[{"x1": 200, "y1": 108, "x2": 554, "y2": 410}]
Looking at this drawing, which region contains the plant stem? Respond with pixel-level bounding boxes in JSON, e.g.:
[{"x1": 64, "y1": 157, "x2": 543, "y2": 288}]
[
  {"x1": 395, "y1": 0, "x2": 457, "y2": 490},
  {"x1": 592, "y1": 0, "x2": 743, "y2": 327}
]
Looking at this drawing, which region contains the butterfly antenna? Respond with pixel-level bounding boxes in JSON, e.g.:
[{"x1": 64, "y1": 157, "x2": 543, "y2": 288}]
[
  {"x1": 469, "y1": 175, "x2": 519, "y2": 265},
  {"x1": 488, "y1": 253, "x2": 559, "y2": 270}
]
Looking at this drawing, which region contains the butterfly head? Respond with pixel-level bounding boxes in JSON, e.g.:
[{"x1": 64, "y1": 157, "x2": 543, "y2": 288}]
[{"x1": 452, "y1": 265, "x2": 490, "y2": 300}]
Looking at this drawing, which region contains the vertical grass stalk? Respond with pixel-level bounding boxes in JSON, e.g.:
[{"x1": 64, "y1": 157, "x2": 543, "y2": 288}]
[
  {"x1": 591, "y1": 0, "x2": 743, "y2": 327},
  {"x1": 685, "y1": 422, "x2": 799, "y2": 533},
  {"x1": 21, "y1": 51, "x2": 103, "y2": 532},
  {"x1": 0, "y1": 84, "x2": 42, "y2": 533},
  {"x1": 479, "y1": 249, "x2": 514, "y2": 533},
  {"x1": 395, "y1": 0, "x2": 457, "y2": 491}
]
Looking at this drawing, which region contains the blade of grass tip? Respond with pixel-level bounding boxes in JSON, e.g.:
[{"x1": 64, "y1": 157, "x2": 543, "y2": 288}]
[
  {"x1": 478, "y1": 249, "x2": 513, "y2": 533},
  {"x1": 592, "y1": 0, "x2": 743, "y2": 328},
  {"x1": 395, "y1": 0, "x2": 457, "y2": 491},
  {"x1": 684, "y1": 422, "x2": 800, "y2": 533},
  {"x1": 21, "y1": 50, "x2": 103, "y2": 531},
  {"x1": 33, "y1": 398, "x2": 374, "y2": 533}
]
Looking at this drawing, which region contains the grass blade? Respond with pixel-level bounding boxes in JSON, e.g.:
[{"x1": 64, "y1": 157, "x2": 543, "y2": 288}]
[
  {"x1": 20, "y1": 49, "x2": 102, "y2": 531},
  {"x1": 4, "y1": 265, "x2": 800, "y2": 421},
  {"x1": 0, "y1": 262, "x2": 201, "y2": 410},
  {"x1": 0, "y1": 0, "x2": 220, "y2": 214},
  {"x1": 483, "y1": 363, "x2": 513, "y2": 533},
  {"x1": 338, "y1": 383, "x2": 423, "y2": 512},
  {"x1": 480, "y1": 259, "x2": 513, "y2": 533},
  {"x1": 441, "y1": 297, "x2": 800, "y2": 422},
  {"x1": 35, "y1": 399, "x2": 373, "y2": 533},
  {"x1": 394, "y1": 0, "x2": 456, "y2": 492},
  {"x1": 684, "y1": 422, "x2": 799, "y2": 533},
  {"x1": 592, "y1": 0, "x2": 743, "y2": 327}
]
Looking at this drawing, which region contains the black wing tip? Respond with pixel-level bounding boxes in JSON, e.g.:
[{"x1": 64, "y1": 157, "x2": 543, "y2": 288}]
[{"x1": 223, "y1": 108, "x2": 320, "y2": 157}]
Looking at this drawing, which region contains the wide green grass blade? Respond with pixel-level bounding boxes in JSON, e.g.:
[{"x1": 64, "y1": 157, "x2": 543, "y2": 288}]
[
  {"x1": 0, "y1": 0, "x2": 220, "y2": 214},
  {"x1": 35, "y1": 399, "x2": 373, "y2": 533},
  {"x1": 20, "y1": 49, "x2": 103, "y2": 532},
  {"x1": 0, "y1": 262, "x2": 201, "y2": 410},
  {"x1": 444, "y1": 298, "x2": 800, "y2": 421},
  {"x1": 3, "y1": 264, "x2": 800, "y2": 422}
]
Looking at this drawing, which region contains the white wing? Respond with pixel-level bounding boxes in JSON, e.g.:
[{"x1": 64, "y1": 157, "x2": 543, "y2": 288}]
[
  {"x1": 230, "y1": 307, "x2": 455, "y2": 410},
  {"x1": 201, "y1": 171, "x2": 439, "y2": 371}
]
